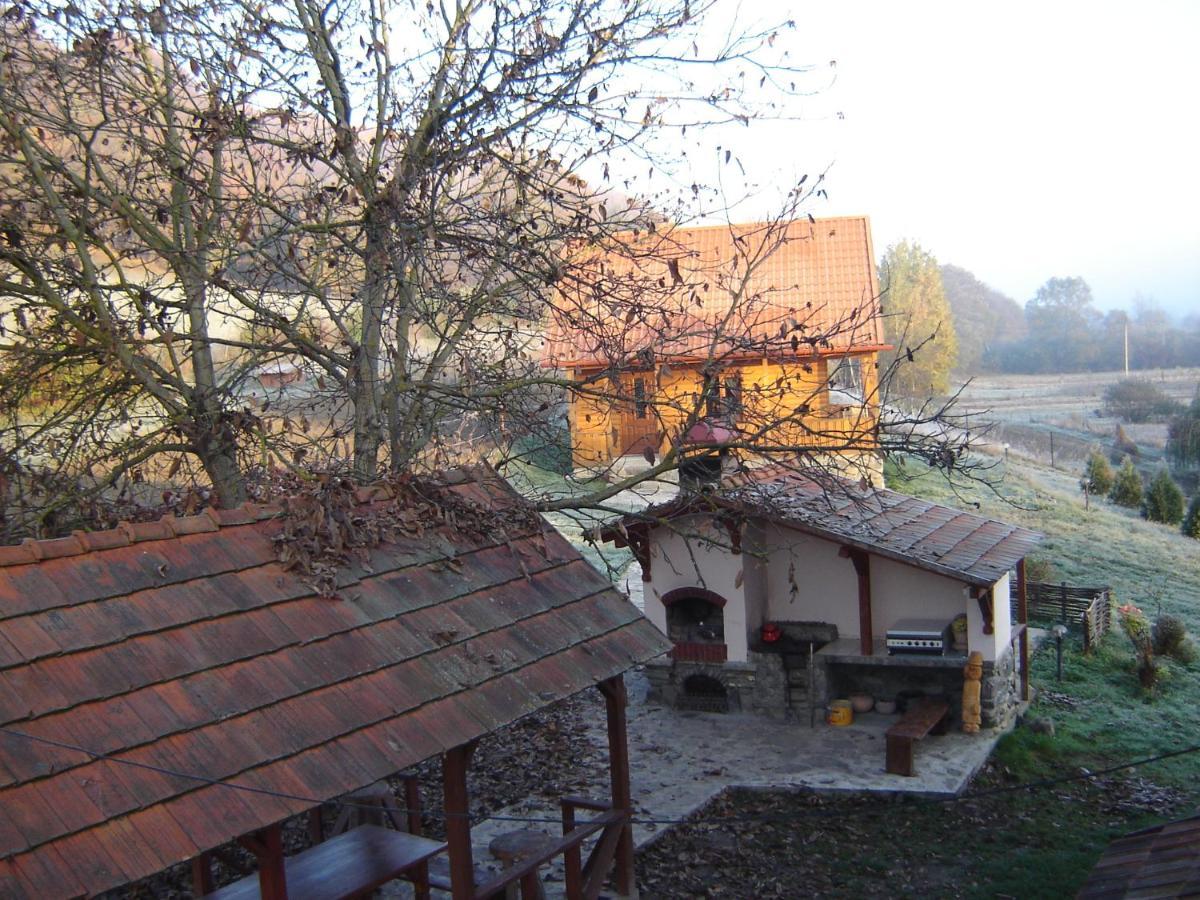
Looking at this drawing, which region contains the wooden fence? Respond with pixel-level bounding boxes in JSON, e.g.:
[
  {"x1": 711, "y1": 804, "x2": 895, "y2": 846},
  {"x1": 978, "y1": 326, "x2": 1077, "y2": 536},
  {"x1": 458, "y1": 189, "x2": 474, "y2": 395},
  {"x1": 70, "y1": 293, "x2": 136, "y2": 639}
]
[{"x1": 1011, "y1": 581, "x2": 1113, "y2": 652}]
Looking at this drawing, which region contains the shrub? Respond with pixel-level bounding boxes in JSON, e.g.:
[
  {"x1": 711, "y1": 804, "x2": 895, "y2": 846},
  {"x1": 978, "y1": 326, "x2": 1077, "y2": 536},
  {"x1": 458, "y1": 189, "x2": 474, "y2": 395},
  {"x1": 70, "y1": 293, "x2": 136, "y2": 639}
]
[
  {"x1": 1109, "y1": 456, "x2": 1143, "y2": 508},
  {"x1": 1118, "y1": 603, "x2": 1157, "y2": 688},
  {"x1": 1103, "y1": 377, "x2": 1182, "y2": 423},
  {"x1": 1023, "y1": 556, "x2": 1055, "y2": 583},
  {"x1": 1113, "y1": 424, "x2": 1140, "y2": 460},
  {"x1": 1152, "y1": 614, "x2": 1188, "y2": 656},
  {"x1": 1082, "y1": 448, "x2": 1114, "y2": 495},
  {"x1": 1183, "y1": 495, "x2": 1200, "y2": 539},
  {"x1": 1143, "y1": 469, "x2": 1184, "y2": 525},
  {"x1": 1167, "y1": 394, "x2": 1200, "y2": 468},
  {"x1": 1153, "y1": 614, "x2": 1197, "y2": 666}
]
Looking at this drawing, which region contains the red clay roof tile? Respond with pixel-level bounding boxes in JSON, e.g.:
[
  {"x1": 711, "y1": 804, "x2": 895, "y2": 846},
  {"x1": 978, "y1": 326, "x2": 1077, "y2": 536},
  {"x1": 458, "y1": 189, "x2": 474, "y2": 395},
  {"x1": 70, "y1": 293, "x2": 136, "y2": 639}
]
[{"x1": 0, "y1": 466, "x2": 669, "y2": 897}]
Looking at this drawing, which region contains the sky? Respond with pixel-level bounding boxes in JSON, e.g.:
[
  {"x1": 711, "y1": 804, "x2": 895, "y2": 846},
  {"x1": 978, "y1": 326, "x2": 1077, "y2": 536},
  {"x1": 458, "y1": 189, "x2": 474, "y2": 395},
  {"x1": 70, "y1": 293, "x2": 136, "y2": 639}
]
[{"x1": 680, "y1": 0, "x2": 1200, "y2": 317}]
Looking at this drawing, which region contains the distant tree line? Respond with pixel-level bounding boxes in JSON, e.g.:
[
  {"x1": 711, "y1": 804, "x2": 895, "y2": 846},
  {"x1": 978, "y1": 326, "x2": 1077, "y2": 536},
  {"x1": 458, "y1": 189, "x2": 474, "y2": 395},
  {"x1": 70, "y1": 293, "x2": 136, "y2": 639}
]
[{"x1": 939, "y1": 269, "x2": 1200, "y2": 376}]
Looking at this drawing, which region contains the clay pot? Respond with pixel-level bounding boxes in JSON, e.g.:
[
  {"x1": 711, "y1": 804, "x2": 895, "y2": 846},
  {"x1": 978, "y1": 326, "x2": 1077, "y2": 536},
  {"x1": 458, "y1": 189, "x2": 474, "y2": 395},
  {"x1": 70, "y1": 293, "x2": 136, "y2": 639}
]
[
  {"x1": 849, "y1": 692, "x2": 874, "y2": 714},
  {"x1": 875, "y1": 698, "x2": 897, "y2": 715}
]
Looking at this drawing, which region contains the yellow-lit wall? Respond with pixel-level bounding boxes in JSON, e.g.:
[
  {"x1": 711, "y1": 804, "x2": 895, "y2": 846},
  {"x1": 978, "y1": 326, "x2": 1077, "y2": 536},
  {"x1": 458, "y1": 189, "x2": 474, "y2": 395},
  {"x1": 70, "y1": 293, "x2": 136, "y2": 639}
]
[{"x1": 569, "y1": 352, "x2": 881, "y2": 471}]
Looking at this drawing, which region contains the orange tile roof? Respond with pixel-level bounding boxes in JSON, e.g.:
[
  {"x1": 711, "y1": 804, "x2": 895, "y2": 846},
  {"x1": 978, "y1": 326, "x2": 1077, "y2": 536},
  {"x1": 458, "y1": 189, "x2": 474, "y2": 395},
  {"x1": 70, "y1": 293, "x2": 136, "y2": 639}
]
[
  {"x1": 543, "y1": 216, "x2": 885, "y2": 368},
  {"x1": 0, "y1": 466, "x2": 667, "y2": 898}
]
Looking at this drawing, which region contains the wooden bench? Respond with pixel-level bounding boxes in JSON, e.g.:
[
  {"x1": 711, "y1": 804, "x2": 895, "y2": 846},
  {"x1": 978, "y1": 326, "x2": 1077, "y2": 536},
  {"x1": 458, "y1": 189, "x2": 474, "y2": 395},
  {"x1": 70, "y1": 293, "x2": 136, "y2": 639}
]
[
  {"x1": 885, "y1": 698, "x2": 950, "y2": 777},
  {"x1": 206, "y1": 825, "x2": 446, "y2": 900}
]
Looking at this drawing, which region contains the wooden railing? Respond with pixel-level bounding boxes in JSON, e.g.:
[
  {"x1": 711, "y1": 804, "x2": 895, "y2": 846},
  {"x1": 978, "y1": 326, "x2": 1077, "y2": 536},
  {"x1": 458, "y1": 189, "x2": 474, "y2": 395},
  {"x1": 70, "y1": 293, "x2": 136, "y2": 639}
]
[
  {"x1": 470, "y1": 798, "x2": 628, "y2": 900},
  {"x1": 1010, "y1": 581, "x2": 1113, "y2": 652}
]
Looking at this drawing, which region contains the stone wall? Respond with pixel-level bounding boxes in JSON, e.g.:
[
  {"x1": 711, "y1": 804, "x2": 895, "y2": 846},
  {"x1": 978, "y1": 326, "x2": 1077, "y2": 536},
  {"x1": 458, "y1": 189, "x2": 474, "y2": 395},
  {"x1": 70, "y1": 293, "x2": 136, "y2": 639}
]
[
  {"x1": 647, "y1": 641, "x2": 1022, "y2": 728},
  {"x1": 644, "y1": 658, "x2": 757, "y2": 713},
  {"x1": 981, "y1": 646, "x2": 1020, "y2": 729}
]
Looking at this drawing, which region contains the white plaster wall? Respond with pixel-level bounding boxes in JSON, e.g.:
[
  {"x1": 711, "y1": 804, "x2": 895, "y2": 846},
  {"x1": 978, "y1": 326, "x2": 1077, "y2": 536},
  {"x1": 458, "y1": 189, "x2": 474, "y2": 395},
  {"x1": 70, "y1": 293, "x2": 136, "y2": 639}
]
[
  {"x1": 742, "y1": 520, "x2": 769, "y2": 637},
  {"x1": 761, "y1": 523, "x2": 860, "y2": 637},
  {"x1": 642, "y1": 516, "x2": 1012, "y2": 662},
  {"x1": 644, "y1": 514, "x2": 749, "y2": 661}
]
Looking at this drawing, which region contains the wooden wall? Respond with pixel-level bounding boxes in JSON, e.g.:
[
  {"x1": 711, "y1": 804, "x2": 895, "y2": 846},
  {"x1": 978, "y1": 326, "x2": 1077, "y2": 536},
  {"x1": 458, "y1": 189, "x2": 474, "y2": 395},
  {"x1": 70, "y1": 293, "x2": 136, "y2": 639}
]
[{"x1": 568, "y1": 352, "x2": 881, "y2": 469}]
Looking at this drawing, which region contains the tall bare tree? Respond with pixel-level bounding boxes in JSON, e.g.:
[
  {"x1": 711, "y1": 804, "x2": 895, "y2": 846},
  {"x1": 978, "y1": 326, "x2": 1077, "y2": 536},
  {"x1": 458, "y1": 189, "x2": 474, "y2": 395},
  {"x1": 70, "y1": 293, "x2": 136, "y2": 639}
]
[{"x1": 0, "y1": 0, "x2": 982, "y2": 541}]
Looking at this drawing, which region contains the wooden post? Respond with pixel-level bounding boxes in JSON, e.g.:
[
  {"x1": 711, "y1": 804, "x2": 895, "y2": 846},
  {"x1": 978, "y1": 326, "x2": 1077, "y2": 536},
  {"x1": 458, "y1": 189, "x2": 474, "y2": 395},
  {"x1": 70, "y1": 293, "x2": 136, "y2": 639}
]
[
  {"x1": 191, "y1": 852, "x2": 215, "y2": 897},
  {"x1": 1017, "y1": 559, "x2": 1030, "y2": 702},
  {"x1": 599, "y1": 676, "x2": 636, "y2": 898},
  {"x1": 443, "y1": 742, "x2": 476, "y2": 900},
  {"x1": 237, "y1": 825, "x2": 287, "y2": 900},
  {"x1": 843, "y1": 548, "x2": 873, "y2": 656},
  {"x1": 1060, "y1": 581, "x2": 1068, "y2": 625}
]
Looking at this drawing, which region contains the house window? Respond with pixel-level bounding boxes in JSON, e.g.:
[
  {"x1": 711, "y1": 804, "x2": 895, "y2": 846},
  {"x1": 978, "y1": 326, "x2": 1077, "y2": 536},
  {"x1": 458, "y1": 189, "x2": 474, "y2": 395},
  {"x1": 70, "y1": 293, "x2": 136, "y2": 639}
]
[
  {"x1": 829, "y1": 356, "x2": 864, "y2": 397},
  {"x1": 633, "y1": 378, "x2": 648, "y2": 419},
  {"x1": 703, "y1": 370, "x2": 743, "y2": 420}
]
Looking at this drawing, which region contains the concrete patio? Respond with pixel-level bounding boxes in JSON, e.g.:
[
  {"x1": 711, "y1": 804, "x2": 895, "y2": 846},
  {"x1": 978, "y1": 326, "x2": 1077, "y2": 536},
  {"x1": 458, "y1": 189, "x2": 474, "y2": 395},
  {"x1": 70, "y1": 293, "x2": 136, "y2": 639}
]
[{"x1": 388, "y1": 670, "x2": 1009, "y2": 897}]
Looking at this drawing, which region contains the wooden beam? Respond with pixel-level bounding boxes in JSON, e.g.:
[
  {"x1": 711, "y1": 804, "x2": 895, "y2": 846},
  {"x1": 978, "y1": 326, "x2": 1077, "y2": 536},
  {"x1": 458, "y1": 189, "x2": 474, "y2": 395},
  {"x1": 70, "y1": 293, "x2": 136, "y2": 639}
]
[
  {"x1": 443, "y1": 742, "x2": 476, "y2": 900},
  {"x1": 1017, "y1": 559, "x2": 1030, "y2": 702},
  {"x1": 598, "y1": 676, "x2": 635, "y2": 898},
  {"x1": 843, "y1": 547, "x2": 873, "y2": 656},
  {"x1": 974, "y1": 586, "x2": 994, "y2": 635}
]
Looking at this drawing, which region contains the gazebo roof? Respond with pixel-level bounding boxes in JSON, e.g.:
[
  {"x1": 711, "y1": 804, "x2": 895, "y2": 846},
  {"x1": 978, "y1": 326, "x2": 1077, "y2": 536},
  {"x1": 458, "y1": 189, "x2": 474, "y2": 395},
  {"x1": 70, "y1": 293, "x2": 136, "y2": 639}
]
[{"x1": 0, "y1": 466, "x2": 668, "y2": 898}]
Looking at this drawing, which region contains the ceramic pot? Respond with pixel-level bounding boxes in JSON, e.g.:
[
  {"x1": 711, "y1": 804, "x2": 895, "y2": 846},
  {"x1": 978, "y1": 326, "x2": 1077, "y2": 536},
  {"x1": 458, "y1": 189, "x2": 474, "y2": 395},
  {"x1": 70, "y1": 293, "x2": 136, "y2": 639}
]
[
  {"x1": 850, "y1": 692, "x2": 874, "y2": 714},
  {"x1": 875, "y1": 698, "x2": 897, "y2": 715}
]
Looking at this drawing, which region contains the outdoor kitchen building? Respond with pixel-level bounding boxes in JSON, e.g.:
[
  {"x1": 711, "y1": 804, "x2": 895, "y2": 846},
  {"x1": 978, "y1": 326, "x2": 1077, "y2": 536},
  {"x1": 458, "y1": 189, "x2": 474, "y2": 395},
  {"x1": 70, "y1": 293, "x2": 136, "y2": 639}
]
[{"x1": 603, "y1": 464, "x2": 1043, "y2": 728}]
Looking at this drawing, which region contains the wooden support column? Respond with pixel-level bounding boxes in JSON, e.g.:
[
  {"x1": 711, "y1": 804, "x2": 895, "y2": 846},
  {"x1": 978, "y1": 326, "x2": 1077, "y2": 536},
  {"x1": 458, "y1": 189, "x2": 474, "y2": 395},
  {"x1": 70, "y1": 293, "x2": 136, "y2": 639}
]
[
  {"x1": 443, "y1": 742, "x2": 477, "y2": 900},
  {"x1": 842, "y1": 548, "x2": 873, "y2": 656},
  {"x1": 1017, "y1": 559, "x2": 1030, "y2": 702},
  {"x1": 599, "y1": 675, "x2": 636, "y2": 898},
  {"x1": 237, "y1": 825, "x2": 287, "y2": 900},
  {"x1": 191, "y1": 852, "x2": 215, "y2": 897}
]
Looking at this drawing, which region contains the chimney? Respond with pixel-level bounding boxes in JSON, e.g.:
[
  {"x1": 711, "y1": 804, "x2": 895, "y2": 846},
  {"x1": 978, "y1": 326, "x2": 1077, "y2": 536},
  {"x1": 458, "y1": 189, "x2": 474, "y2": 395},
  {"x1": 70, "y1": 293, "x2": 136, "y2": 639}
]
[{"x1": 678, "y1": 420, "x2": 736, "y2": 493}]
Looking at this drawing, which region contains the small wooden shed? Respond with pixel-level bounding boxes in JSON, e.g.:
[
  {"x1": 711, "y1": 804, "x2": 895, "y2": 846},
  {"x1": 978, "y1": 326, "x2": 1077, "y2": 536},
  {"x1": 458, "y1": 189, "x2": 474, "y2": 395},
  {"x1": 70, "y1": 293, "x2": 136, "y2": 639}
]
[{"x1": 0, "y1": 466, "x2": 668, "y2": 898}]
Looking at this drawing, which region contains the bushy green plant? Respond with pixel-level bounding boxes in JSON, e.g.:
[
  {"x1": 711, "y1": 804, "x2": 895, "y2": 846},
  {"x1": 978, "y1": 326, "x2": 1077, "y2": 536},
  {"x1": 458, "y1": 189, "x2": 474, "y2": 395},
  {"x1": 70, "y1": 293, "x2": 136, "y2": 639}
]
[
  {"x1": 1117, "y1": 603, "x2": 1157, "y2": 688},
  {"x1": 1023, "y1": 556, "x2": 1055, "y2": 583},
  {"x1": 1183, "y1": 495, "x2": 1200, "y2": 539},
  {"x1": 1153, "y1": 614, "x2": 1197, "y2": 665},
  {"x1": 1152, "y1": 614, "x2": 1188, "y2": 656},
  {"x1": 1144, "y1": 469, "x2": 1184, "y2": 525},
  {"x1": 1109, "y1": 456, "x2": 1143, "y2": 508},
  {"x1": 1082, "y1": 448, "x2": 1114, "y2": 495}
]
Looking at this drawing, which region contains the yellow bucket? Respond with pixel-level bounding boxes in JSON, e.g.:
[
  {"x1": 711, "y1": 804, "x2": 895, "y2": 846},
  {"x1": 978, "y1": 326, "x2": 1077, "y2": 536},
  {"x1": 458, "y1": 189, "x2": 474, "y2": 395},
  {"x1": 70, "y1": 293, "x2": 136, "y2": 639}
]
[{"x1": 827, "y1": 699, "x2": 853, "y2": 726}]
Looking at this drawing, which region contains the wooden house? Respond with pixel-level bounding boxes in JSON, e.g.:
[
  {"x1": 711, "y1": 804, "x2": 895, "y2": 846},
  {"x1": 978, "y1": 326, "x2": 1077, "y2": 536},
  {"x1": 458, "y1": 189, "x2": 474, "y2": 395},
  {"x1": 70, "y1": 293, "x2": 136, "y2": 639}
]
[
  {"x1": 0, "y1": 466, "x2": 668, "y2": 899},
  {"x1": 601, "y1": 464, "x2": 1042, "y2": 732},
  {"x1": 543, "y1": 216, "x2": 889, "y2": 481}
]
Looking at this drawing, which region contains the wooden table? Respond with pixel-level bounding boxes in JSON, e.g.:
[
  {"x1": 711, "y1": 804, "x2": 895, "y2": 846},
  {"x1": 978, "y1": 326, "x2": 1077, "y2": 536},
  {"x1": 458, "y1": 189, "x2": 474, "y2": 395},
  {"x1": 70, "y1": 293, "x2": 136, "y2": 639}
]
[{"x1": 206, "y1": 825, "x2": 446, "y2": 900}]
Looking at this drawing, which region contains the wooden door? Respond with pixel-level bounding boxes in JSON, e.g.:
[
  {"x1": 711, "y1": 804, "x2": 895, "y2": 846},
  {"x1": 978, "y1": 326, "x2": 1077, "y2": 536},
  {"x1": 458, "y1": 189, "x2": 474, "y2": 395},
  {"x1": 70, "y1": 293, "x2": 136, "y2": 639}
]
[{"x1": 617, "y1": 376, "x2": 659, "y2": 456}]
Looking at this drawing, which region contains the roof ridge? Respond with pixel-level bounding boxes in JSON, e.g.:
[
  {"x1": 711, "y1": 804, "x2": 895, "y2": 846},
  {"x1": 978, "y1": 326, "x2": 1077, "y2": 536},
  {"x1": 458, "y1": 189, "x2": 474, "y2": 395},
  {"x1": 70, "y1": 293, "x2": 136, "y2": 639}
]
[
  {"x1": 0, "y1": 468, "x2": 496, "y2": 566},
  {"x1": 0, "y1": 467, "x2": 497, "y2": 570}
]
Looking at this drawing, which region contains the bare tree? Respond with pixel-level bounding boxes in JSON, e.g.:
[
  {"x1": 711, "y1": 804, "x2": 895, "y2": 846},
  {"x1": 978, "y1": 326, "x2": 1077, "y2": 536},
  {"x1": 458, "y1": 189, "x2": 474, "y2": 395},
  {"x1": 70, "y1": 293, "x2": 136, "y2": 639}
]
[{"x1": 0, "y1": 0, "x2": 981, "y2": 541}]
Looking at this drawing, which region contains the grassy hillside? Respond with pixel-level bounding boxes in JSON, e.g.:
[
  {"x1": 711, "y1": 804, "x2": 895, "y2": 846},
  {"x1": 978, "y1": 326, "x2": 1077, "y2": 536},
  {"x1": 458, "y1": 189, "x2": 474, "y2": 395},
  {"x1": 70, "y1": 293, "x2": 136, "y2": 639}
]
[{"x1": 889, "y1": 453, "x2": 1200, "y2": 784}]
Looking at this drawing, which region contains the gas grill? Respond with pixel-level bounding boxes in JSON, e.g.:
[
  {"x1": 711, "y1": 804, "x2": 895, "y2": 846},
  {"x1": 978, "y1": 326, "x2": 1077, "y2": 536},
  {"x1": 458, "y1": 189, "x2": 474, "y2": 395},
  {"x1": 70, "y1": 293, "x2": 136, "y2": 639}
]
[{"x1": 885, "y1": 618, "x2": 952, "y2": 655}]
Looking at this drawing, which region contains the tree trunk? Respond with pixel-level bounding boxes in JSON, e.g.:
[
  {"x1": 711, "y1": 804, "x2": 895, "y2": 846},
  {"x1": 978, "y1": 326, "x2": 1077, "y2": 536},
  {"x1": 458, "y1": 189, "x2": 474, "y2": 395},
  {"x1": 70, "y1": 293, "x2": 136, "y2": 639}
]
[{"x1": 352, "y1": 212, "x2": 388, "y2": 480}]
